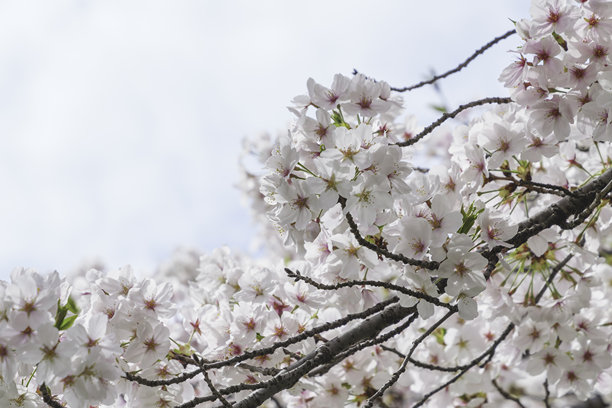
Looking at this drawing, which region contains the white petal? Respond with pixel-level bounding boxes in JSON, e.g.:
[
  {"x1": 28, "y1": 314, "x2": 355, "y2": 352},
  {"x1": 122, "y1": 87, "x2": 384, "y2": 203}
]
[{"x1": 457, "y1": 296, "x2": 478, "y2": 320}]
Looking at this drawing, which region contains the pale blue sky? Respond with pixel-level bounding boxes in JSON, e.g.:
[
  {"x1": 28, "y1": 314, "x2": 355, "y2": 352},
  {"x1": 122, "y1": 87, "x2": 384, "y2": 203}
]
[{"x1": 0, "y1": 1, "x2": 531, "y2": 279}]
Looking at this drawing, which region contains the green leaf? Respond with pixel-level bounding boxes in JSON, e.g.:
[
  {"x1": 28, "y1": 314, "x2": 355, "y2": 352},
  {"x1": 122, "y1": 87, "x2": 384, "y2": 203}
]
[
  {"x1": 552, "y1": 32, "x2": 568, "y2": 51},
  {"x1": 54, "y1": 302, "x2": 67, "y2": 330},
  {"x1": 65, "y1": 296, "x2": 79, "y2": 314},
  {"x1": 59, "y1": 314, "x2": 78, "y2": 331},
  {"x1": 433, "y1": 328, "x2": 447, "y2": 346},
  {"x1": 331, "y1": 106, "x2": 350, "y2": 129},
  {"x1": 457, "y1": 203, "x2": 484, "y2": 234},
  {"x1": 429, "y1": 104, "x2": 448, "y2": 113},
  {"x1": 173, "y1": 343, "x2": 194, "y2": 356},
  {"x1": 55, "y1": 296, "x2": 80, "y2": 330},
  {"x1": 331, "y1": 110, "x2": 345, "y2": 127}
]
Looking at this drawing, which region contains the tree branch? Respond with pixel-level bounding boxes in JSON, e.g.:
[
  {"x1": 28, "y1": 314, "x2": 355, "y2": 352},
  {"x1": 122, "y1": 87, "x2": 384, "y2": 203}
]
[
  {"x1": 388, "y1": 29, "x2": 516, "y2": 92},
  {"x1": 507, "y1": 168, "x2": 612, "y2": 247},
  {"x1": 378, "y1": 345, "x2": 471, "y2": 372},
  {"x1": 308, "y1": 311, "x2": 419, "y2": 377},
  {"x1": 126, "y1": 297, "x2": 399, "y2": 387},
  {"x1": 396, "y1": 97, "x2": 512, "y2": 147},
  {"x1": 232, "y1": 303, "x2": 417, "y2": 408},
  {"x1": 411, "y1": 254, "x2": 572, "y2": 407},
  {"x1": 204, "y1": 370, "x2": 232, "y2": 408},
  {"x1": 492, "y1": 378, "x2": 527, "y2": 408},
  {"x1": 175, "y1": 383, "x2": 265, "y2": 408},
  {"x1": 480, "y1": 167, "x2": 612, "y2": 276},
  {"x1": 285, "y1": 268, "x2": 457, "y2": 312},
  {"x1": 344, "y1": 209, "x2": 439, "y2": 270},
  {"x1": 543, "y1": 379, "x2": 551, "y2": 408},
  {"x1": 364, "y1": 309, "x2": 456, "y2": 407}
]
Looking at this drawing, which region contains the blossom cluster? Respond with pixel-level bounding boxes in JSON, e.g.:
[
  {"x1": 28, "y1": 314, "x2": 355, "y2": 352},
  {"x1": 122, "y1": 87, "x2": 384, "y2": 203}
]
[
  {"x1": 2, "y1": 0, "x2": 612, "y2": 407},
  {"x1": 0, "y1": 248, "x2": 395, "y2": 407},
  {"x1": 0, "y1": 266, "x2": 181, "y2": 407}
]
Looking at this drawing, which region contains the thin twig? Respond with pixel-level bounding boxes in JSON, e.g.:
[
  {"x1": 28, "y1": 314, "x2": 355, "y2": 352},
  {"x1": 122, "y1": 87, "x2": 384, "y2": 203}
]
[
  {"x1": 514, "y1": 179, "x2": 577, "y2": 197},
  {"x1": 174, "y1": 383, "x2": 266, "y2": 408},
  {"x1": 561, "y1": 178, "x2": 612, "y2": 229},
  {"x1": 285, "y1": 268, "x2": 457, "y2": 312},
  {"x1": 344, "y1": 208, "x2": 439, "y2": 270},
  {"x1": 492, "y1": 378, "x2": 527, "y2": 408},
  {"x1": 378, "y1": 345, "x2": 473, "y2": 372},
  {"x1": 203, "y1": 371, "x2": 232, "y2": 408},
  {"x1": 232, "y1": 303, "x2": 416, "y2": 408},
  {"x1": 543, "y1": 379, "x2": 551, "y2": 408},
  {"x1": 364, "y1": 310, "x2": 455, "y2": 407},
  {"x1": 125, "y1": 297, "x2": 399, "y2": 387},
  {"x1": 411, "y1": 254, "x2": 572, "y2": 407},
  {"x1": 412, "y1": 323, "x2": 514, "y2": 408},
  {"x1": 397, "y1": 97, "x2": 512, "y2": 147},
  {"x1": 389, "y1": 29, "x2": 516, "y2": 92}
]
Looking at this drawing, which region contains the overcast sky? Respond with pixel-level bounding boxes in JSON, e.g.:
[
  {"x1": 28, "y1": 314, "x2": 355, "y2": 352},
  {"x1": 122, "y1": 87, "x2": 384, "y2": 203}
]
[{"x1": 0, "y1": 1, "x2": 531, "y2": 280}]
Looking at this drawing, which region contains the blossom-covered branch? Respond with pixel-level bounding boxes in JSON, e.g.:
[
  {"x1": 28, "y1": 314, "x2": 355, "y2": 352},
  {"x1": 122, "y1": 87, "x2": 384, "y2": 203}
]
[
  {"x1": 4, "y1": 1, "x2": 612, "y2": 407},
  {"x1": 396, "y1": 96, "x2": 513, "y2": 147}
]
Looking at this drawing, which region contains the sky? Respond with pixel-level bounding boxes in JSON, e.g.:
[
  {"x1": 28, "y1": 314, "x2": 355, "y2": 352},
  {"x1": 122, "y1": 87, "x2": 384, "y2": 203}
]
[{"x1": 0, "y1": 1, "x2": 532, "y2": 280}]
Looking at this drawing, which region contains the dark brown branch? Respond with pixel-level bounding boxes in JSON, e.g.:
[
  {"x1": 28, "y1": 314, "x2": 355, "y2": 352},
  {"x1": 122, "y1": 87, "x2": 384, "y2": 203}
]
[
  {"x1": 510, "y1": 169, "x2": 612, "y2": 245},
  {"x1": 203, "y1": 370, "x2": 232, "y2": 408},
  {"x1": 344, "y1": 209, "x2": 439, "y2": 270},
  {"x1": 285, "y1": 268, "x2": 457, "y2": 312},
  {"x1": 412, "y1": 323, "x2": 514, "y2": 408},
  {"x1": 492, "y1": 378, "x2": 527, "y2": 408},
  {"x1": 238, "y1": 363, "x2": 281, "y2": 376},
  {"x1": 308, "y1": 311, "x2": 419, "y2": 377},
  {"x1": 232, "y1": 303, "x2": 417, "y2": 408},
  {"x1": 514, "y1": 179, "x2": 577, "y2": 198},
  {"x1": 487, "y1": 174, "x2": 577, "y2": 197},
  {"x1": 170, "y1": 351, "x2": 202, "y2": 367},
  {"x1": 174, "y1": 383, "x2": 266, "y2": 408},
  {"x1": 378, "y1": 345, "x2": 472, "y2": 372},
  {"x1": 365, "y1": 309, "x2": 455, "y2": 407},
  {"x1": 389, "y1": 29, "x2": 516, "y2": 92},
  {"x1": 396, "y1": 97, "x2": 512, "y2": 147},
  {"x1": 481, "y1": 168, "x2": 612, "y2": 267},
  {"x1": 543, "y1": 379, "x2": 551, "y2": 408},
  {"x1": 412, "y1": 254, "x2": 571, "y2": 407},
  {"x1": 561, "y1": 177, "x2": 612, "y2": 230},
  {"x1": 379, "y1": 344, "x2": 404, "y2": 359},
  {"x1": 124, "y1": 368, "x2": 201, "y2": 387},
  {"x1": 126, "y1": 297, "x2": 399, "y2": 387}
]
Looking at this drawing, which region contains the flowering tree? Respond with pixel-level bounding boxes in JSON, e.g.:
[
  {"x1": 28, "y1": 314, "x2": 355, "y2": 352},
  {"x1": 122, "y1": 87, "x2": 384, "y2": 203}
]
[{"x1": 2, "y1": 0, "x2": 612, "y2": 407}]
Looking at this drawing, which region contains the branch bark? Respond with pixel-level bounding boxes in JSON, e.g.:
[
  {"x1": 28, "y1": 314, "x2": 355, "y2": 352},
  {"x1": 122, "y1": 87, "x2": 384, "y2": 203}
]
[
  {"x1": 232, "y1": 304, "x2": 416, "y2": 408},
  {"x1": 227, "y1": 169, "x2": 612, "y2": 408}
]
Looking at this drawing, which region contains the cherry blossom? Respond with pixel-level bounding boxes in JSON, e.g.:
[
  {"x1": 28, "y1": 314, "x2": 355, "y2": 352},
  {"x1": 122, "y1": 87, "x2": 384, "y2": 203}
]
[{"x1": 3, "y1": 0, "x2": 612, "y2": 406}]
